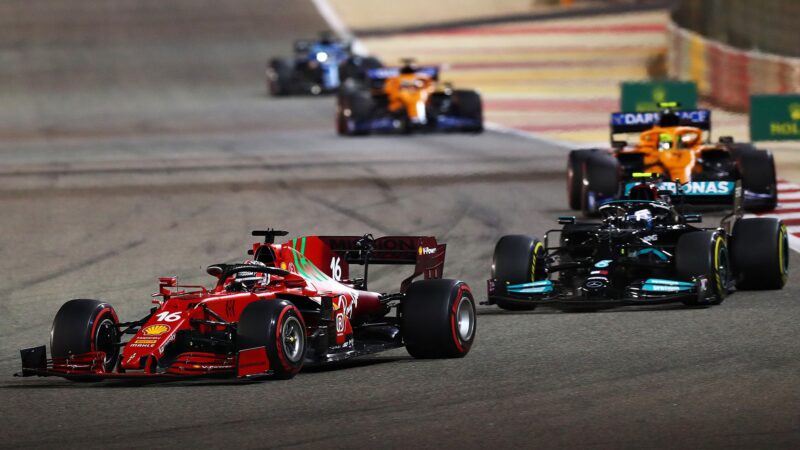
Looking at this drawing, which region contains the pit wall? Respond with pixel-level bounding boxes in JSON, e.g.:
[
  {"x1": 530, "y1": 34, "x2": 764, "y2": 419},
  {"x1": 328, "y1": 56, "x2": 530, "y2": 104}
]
[{"x1": 668, "y1": 20, "x2": 800, "y2": 112}]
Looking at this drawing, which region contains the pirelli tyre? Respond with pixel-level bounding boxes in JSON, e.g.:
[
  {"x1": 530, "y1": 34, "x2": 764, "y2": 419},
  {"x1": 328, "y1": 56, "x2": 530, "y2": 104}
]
[
  {"x1": 567, "y1": 149, "x2": 597, "y2": 210},
  {"x1": 580, "y1": 152, "x2": 620, "y2": 216},
  {"x1": 267, "y1": 58, "x2": 293, "y2": 96},
  {"x1": 730, "y1": 218, "x2": 789, "y2": 290},
  {"x1": 675, "y1": 231, "x2": 730, "y2": 306},
  {"x1": 492, "y1": 234, "x2": 546, "y2": 311},
  {"x1": 339, "y1": 55, "x2": 382, "y2": 88},
  {"x1": 452, "y1": 89, "x2": 483, "y2": 133},
  {"x1": 50, "y1": 299, "x2": 120, "y2": 373},
  {"x1": 237, "y1": 300, "x2": 306, "y2": 379},
  {"x1": 402, "y1": 279, "x2": 476, "y2": 358},
  {"x1": 337, "y1": 91, "x2": 374, "y2": 136},
  {"x1": 737, "y1": 150, "x2": 778, "y2": 212}
]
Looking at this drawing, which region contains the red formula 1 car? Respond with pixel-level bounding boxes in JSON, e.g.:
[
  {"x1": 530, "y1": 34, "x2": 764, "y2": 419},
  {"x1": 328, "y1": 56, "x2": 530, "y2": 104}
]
[{"x1": 16, "y1": 230, "x2": 476, "y2": 381}]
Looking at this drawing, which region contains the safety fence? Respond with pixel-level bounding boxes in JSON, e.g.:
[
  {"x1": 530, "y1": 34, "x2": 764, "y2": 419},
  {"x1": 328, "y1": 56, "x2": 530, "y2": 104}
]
[{"x1": 668, "y1": 20, "x2": 800, "y2": 112}]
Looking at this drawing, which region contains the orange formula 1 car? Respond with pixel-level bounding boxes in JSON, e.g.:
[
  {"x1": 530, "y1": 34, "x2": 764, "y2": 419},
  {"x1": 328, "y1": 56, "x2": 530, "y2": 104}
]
[
  {"x1": 336, "y1": 59, "x2": 483, "y2": 135},
  {"x1": 568, "y1": 104, "x2": 777, "y2": 215}
]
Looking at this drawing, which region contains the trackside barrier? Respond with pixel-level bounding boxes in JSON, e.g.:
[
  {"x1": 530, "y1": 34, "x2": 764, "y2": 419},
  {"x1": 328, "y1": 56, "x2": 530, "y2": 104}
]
[{"x1": 667, "y1": 21, "x2": 800, "y2": 112}]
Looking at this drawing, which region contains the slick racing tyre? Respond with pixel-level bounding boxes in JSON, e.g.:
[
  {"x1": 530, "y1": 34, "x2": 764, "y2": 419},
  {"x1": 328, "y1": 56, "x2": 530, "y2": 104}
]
[
  {"x1": 238, "y1": 300, "x2": 306, "y2": 379},
  {"x1": 676, "y1": 231, "x2": 730, "y2": 306},
  {"x1": 452, "y1": 89, "x2": 483, "y2": 133},
  {"x1": 492, "y1": 234, "x2": 546, "y2": 311},
  {"x1": 337, "y1": 91, "x2": 374, "y2": 136},
  {"x1": 730, "y1": 218, "x2": 789, "y2": 290},
  {"x1": 51, "y1": 299, "x2": 120, "y2": 372},
  {"x1": 267, "y1": 58, "x2": 293, "y2": 96},
  {"x1": 567, "y1": 149, "x2": 597, "y2": 210},
  {"x1": 339, "y1": 55, "x2": 382, "y2": 87},
  {"x1": 580, "y1": 152, "x2": 619, "y2": 216},
  {"x1": 737, "y1": 150, "x2": 778, "y2": 212},
  {"x1": 402, "y1": 279, "x2": 476, "y2": 358}
]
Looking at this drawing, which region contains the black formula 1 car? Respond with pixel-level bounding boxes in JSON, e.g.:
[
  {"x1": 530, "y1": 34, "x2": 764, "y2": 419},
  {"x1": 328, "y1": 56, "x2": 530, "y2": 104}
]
[
  {"x1": 568, "y1": 104, "x2": 777, "y2": 216},
  {"x1": 486, "y1": 177, "x2": 789, "y2": 311}
]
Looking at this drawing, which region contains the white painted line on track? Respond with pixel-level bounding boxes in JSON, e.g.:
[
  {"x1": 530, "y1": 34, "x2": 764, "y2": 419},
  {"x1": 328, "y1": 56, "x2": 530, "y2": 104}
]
[
  {"x1": 311, "y1": 0, "x2": 369, "y2": 55},
  {"x1": 484, "y1": 121, "x2": 606, "y2": 150}
]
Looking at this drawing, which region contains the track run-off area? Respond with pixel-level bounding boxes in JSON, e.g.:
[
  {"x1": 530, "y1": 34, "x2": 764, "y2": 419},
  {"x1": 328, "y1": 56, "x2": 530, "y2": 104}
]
[{"x1": 0, "y1": 1, "x2": 798, "y2": 449}]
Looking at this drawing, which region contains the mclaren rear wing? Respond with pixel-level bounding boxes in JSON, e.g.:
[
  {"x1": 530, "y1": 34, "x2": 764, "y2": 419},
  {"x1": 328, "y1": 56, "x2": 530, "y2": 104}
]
[{"x1": 610, "y1": 109, "x2": 712, "y2": 136}]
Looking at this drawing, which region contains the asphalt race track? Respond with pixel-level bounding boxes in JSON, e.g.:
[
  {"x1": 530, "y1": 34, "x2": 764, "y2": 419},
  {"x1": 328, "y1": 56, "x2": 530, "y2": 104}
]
[{"x1": 1, "y1": 1, "x2": 798, "y2": 449}]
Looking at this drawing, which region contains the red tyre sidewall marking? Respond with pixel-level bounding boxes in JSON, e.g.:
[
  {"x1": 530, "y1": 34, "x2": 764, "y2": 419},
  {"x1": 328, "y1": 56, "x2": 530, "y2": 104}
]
[
  {"x1": 89, "y1": 307, "x2": 117, "y2": 353},
  {"x1": 450, "y1": 285, "x2": 471, "y2": 354},
  {"x1": 274, "y1": 305, "x2": 305, "y2": 372}
]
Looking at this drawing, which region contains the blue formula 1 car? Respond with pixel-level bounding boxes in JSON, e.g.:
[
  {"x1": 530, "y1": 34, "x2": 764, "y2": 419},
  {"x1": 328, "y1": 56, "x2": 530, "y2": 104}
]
[
  {"x1": 485, "y1": 176, "x2": 788, "y2": 311},
  {"x1": 267, "y1": 32, "x2": 382, "y2": 96}
]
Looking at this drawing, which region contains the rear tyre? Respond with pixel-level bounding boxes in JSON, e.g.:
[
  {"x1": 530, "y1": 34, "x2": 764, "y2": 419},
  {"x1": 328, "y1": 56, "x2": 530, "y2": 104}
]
[
  {"x1": 581, "y1": 152, "x2": 619, "y2": 216},
  {"x1": 402, "y1": 279, "x2": 476, "y2": 358},
  {"x1": 50, "y1": 299, "x2": 120, "y2": 372},
  {"x1": 492, "y1": 234, "x2": 545, "y2": 311},
  {"x1": 675, "y1": 231, "x2": 730, "y2": 306},
  {"x1": 452, "y1": 90, "x2": 483, "y2": 133},
  {"x1": 567, "y1": 150, "x2": 596, "y2": 210},
  {"x1": 238, "y1": 300, "x2": 306, "y2": 379},
  {"x1": 339, "y1": 56, "x2": 382, "y2": 89},
  {"x1": 730, "y1": 218, "x2": 789, "y2": 290},
  {"x1": 267, "y1": 58, "x2": 293, "y2": 96},
  {"x1": 738, "y1": 151, "x2": 777, "y2": 212}
]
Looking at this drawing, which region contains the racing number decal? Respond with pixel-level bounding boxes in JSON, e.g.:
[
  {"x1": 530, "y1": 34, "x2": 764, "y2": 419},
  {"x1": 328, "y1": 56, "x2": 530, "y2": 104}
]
[
  {"x1": 155, "y1": 311, "x2": 181, "y2": 322},
  {"x1": 335, "y1": 312, "x2": 345, "y2": 333},
  {"x1": 330, "y1": 256, "x2": 342, "y2": 281}
]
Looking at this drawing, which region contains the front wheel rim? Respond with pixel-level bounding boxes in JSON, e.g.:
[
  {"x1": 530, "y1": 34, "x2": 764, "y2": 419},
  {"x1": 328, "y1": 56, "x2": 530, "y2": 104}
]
[
  {"x1": 455, "y1": 296, "x2": 475, "y2": 342},
  {"x1": 94, "y1": 317, "x2": 118, "y2": 368}
]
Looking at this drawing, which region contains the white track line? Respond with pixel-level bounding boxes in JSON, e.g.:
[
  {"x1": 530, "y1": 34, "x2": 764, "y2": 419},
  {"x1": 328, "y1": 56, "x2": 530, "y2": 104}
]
[{"x1": 311, "y1": 0, "x2": 368, "y2": 55}]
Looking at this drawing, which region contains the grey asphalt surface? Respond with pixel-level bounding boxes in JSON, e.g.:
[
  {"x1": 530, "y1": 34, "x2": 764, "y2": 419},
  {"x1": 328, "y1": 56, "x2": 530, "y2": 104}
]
[{"x1": 1, "y1": 2, "x2": 798, "y2": 449}]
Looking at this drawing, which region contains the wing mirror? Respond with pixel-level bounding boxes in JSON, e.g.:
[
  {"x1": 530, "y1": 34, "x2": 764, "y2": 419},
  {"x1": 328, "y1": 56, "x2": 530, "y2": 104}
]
[
  {"x1": 684, "y1": 214, "x2": 702, "y2": 223},
  {"x1": 558, "y1": 216, "x2": 576, "y2": 225},
  {"x1": 611, "y1": 140, "x2": 627, "y2": 149}
]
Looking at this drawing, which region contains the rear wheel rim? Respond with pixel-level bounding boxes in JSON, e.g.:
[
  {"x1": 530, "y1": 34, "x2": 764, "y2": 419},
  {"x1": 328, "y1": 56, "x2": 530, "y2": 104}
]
[
  {"x1": 281, "y1": 316, "x2": 304, "y2": 364},
  {"x1": 455, "y1": 296, "x2": 475, "y2": 342},
  {"x1": 780, "y1": 225, "x2": 789, "y2": 278}
]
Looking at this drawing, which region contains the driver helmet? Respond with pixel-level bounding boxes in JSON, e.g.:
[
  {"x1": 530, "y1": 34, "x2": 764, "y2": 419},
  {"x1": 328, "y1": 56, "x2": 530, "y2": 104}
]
[
  {"x1": 233, "y1": 260, "x2": 270, "y2": 291},
  {"x1": 658, "y1": 132, "x2": 673, "y2": 150},
  {"x1": 626, "y1": 208, "x2": 654, "y2": 230}
]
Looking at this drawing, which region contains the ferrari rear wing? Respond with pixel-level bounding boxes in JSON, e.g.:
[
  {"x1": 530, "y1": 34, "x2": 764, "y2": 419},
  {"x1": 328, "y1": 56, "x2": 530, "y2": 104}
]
[{"x1": 316, "y1": 235, "x2": 446, "y2": 292}]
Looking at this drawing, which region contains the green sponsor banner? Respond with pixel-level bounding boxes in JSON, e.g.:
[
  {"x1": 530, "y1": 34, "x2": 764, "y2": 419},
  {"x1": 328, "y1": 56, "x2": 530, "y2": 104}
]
[
  {"x1": 620, "y1": 81, "x2": 698, "y2": 112},
  {"x1": 750, "y1": 95, "x2": 800, "y2": 141}
]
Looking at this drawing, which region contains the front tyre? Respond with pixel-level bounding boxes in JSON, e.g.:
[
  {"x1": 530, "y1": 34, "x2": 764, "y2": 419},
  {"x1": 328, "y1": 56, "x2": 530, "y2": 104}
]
[
  {"x1": 402, "y1": 279, "x2": 476, "y2": 358},
  {"x1": 238, "y1": 300, "x2": 306, "y2": 379},
  {"x1": 50, "y1": 299, "x2": 120, "y2": 372},
  {"x1": 492, "y1": 234, "x2": 545, "y2": 311},
  {"x1": 676, "y1": 231, "x2": 730, "y2": 306}
]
